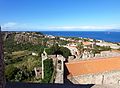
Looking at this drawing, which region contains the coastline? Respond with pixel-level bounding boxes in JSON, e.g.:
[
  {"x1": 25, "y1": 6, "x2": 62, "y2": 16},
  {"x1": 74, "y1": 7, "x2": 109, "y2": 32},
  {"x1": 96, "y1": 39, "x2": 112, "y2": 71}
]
[{"x1": 41, "y1": 31, "x2": 120, "y2": 43}]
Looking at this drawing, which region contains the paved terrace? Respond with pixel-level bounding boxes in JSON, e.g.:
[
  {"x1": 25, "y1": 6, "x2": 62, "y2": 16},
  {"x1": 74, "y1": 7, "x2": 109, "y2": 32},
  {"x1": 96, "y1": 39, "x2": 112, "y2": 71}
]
[{"x1": 65, "y1": 56, "x2": 120, "y2": 76}]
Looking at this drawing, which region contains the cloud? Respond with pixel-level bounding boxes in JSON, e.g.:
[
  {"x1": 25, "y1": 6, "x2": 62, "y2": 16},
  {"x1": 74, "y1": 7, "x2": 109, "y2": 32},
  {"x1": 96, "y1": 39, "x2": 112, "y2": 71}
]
[
  {"x1": 48, "y1": 25, "x2": 120, "y2": 30},
  {"x1": 1, "y1": 22, "x2": 46, "y2": 31},
  {"x1": 2, "y1": 22, "x2": 17, "y2": 29},
  {"x1": 1, "y1": 22, "x2": 120, "y2": 31}
]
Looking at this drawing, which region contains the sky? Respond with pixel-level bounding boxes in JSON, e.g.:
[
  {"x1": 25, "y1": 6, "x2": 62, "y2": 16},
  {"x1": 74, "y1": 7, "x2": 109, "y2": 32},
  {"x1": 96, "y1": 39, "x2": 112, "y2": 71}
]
[{"x1": 0, "y1": 0, "x2": 120, "y2": 31}]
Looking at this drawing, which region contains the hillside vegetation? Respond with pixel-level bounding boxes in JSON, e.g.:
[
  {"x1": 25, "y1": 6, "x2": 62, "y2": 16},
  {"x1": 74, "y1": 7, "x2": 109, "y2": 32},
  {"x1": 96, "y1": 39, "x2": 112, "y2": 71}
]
[{"x1": 3, "y1": 31, "x2": 69, "y2": 83}]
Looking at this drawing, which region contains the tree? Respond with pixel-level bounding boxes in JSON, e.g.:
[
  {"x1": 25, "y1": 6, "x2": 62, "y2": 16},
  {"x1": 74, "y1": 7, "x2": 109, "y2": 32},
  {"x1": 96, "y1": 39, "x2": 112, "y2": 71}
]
[
  {"x1": 15, "y1": 71, "x2": 23, "y2": 82},
  {"x1": 45, "y1": 43, "x2": 71, "y2": 58},
  {"x1": 77, "y1": 43, "x2": 84, "y2": 58},
  {"x1": 52, "y1": 43, "x2": 60, "y2": 57},
  {"x1": 5, "y1": 65, "x2": 19, "y2": 81},
  {"x1": 59, "y1": 47, "x2": 71, "y2": 58},
  {"x1": 91, "y1": 48, "x2": 100, "y2": 57},
  {"x1": 14, "y1": 66, "x2": 34, "y2": 82}
]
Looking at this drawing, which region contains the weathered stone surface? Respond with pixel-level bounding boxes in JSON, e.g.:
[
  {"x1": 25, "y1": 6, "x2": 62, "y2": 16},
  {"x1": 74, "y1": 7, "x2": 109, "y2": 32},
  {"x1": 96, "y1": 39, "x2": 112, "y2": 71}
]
[{"x1": 68, "y1": 70, "x2": 120, "y2": 85}]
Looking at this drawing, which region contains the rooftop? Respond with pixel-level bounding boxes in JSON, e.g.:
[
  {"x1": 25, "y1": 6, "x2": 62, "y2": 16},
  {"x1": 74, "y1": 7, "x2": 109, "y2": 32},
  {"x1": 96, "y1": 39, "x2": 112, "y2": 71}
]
[
  {"x1": 65, "y1": 56, "x2": 120, "y2": 76},
  {"x1": 82, "y1": 42, "x2": 92, "y2": 46}
]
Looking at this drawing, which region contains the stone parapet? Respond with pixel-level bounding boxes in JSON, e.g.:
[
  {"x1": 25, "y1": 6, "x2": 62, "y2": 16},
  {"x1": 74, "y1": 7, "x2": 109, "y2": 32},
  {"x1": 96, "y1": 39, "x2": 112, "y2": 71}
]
[{"x1": 68, "y1": 70, "x2": 120, "y2": 84}]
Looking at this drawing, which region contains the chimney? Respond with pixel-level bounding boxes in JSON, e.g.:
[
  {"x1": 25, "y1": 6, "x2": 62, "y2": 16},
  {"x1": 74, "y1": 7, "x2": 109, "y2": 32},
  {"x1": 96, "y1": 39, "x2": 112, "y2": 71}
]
[{"x1": 0, "y1": 26, "x2": 5, "y2": 88}]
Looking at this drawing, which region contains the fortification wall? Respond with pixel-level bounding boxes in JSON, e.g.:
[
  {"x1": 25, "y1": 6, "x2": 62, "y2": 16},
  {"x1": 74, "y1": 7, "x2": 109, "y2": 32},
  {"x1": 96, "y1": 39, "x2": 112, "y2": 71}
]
[{"x1": 68, "y1": 70, "x2": 120, "y2": 84}]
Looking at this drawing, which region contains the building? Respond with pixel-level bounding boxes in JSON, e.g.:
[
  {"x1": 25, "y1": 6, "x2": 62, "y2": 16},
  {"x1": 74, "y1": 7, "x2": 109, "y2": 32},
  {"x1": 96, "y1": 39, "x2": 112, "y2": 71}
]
[
  {"x1": 65, "y1": 56, "x2": 120, "y2": 84},
  {"x1": 64, "y1": 44, "x2": 79, "y2": 58}
]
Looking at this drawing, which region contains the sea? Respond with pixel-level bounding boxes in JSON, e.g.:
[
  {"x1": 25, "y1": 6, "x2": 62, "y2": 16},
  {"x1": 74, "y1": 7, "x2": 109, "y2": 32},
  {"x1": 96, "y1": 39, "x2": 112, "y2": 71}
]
[{"x1": 41, "y1": 31, "x2": 120, "y2": 43}]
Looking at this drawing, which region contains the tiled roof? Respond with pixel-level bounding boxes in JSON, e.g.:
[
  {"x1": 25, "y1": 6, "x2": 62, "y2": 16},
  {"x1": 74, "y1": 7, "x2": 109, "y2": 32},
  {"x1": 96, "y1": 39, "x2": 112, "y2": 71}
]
[
  {"x1": 82, "y1": 42, "x2": 92, "y2": 46},
  {"x1": 65, "y1": 57, "x2": 120, "y2": 76}
]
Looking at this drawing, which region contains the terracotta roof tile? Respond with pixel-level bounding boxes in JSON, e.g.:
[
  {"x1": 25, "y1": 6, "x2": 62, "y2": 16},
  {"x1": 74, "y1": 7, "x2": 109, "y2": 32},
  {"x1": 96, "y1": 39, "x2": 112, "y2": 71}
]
[
  {"x1": 83, "y1": 42, "x2": 92, "y2": 45},
  {"x1": 65, "y1": 57, "x2": 120, "y2": 76}
]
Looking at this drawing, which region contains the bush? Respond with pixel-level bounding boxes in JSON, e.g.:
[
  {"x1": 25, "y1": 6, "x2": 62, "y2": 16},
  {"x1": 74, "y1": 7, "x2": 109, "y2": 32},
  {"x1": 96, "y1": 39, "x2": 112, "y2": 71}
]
[
  {"x1": 4, "y1": 41, "x2": 45, "y2": 55},
  {"x1": 59, "y1": 47, "x2": 71, "y2": 58},
  {"x1": 45, "y1": 44, "x2": 71, "y2": 58},
  {"x1": 45, "y1": 48, "x2": 54, "y2": 55},
  {"x1": 15, "y1": 66, "x2": 35, "y2": 82},
  {"x1": 5, "y1": 65, "x2": 19, "y2": 81},
  {"x1": 43, "y1": 59, "x2": 54, "y2": 83}
]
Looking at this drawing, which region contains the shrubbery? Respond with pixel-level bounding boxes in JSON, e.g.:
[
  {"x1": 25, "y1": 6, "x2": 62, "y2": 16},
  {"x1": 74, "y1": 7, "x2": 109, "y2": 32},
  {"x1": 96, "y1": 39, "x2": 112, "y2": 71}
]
[
  {"x1": 45, "y1": 43, "x2": 71, "y2": 58},
  {"x1": 14, "y1": 66, "x2": 35, "y2": 82},
  {"x1": 93, "y1": 45, "x2": 111, "y2": 51},
  {"x1": 4, "y1": 42, "x2": 45, "y2": 55},
  {"x1": 42, "y1": 59, "x2": 54, "y2": 83},
  {"x1": 5, "y1": 65, "x2": 19, "y2": 81},
  {"x1": 5, "y1": 65, "x2": 35, "y2": 82},
  {"x1": 59, "y1": 47, "x2": 71, "y2": 58}
]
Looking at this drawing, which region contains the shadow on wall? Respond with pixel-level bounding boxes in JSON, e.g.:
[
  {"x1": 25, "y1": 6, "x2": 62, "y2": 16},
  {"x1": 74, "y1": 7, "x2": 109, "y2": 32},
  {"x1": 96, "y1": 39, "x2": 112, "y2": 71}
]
[
  {"x1": 6, "y1": 82, "x2": 94, "y2": 88},
  {"x1": 64, "y1": 63, "x2": 70, "y2": 79},
  {"x1": 63, "y1": 63, "x2": 94, "y2": 88}
]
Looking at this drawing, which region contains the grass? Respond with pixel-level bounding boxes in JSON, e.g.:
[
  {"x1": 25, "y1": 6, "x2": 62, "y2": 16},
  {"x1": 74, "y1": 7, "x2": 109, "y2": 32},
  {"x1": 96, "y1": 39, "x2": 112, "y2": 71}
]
[
  {"x1": 5, "y1": 50, "x2": 42, "y2": 82},
  {"x1": 12, "y1": 50, "x2": 32, "y2": 59},
  {"x1": 13, "y1": 55, "x2": 42, "y2": 70}
]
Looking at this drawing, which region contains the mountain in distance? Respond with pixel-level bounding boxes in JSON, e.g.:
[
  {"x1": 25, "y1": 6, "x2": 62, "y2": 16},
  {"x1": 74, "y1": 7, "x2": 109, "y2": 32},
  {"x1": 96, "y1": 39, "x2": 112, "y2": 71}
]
[{"x1": 106, "y1": 29, "x2": 120, "y2": 32}]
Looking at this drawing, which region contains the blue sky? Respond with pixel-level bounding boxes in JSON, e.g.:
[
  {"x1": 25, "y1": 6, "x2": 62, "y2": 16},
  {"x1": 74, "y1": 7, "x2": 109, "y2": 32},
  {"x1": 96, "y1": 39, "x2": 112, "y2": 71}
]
[{"x1": 0, "y1": 0, "x2": 120, "y2": 31}]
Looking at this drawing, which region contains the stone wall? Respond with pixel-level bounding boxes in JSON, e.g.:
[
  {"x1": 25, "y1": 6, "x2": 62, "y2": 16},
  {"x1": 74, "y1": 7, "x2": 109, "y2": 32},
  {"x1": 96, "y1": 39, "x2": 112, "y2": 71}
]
[
  {"x1": 68, "y1": 70, "x2": 120, "y2": 85},
  {"x1": 42, "y1": 53, "x2": 65, "y2": 83},
  {"x1": 55, "y1": 55, "x2": 65, "y2": 83},
  {"x1": 0, "y1": 27, "x2": 5, "y2": 88}
]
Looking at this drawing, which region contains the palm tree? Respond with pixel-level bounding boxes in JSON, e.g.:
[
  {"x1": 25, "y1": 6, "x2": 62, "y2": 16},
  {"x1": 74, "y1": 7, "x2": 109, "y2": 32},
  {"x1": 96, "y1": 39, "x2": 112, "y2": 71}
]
[
  {"x1": 77, "y1": 42, "x2": 84, "y2": 58},
  {"x1": 52, "y1": 43, "x2": 60, "y2": 57}
]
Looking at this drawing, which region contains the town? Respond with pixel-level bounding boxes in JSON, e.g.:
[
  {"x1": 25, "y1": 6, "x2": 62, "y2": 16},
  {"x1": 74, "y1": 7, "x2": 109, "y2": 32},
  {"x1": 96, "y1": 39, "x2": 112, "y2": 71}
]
[{"x1": 2, "y1": 31, "x2": 120, "y2": 85}]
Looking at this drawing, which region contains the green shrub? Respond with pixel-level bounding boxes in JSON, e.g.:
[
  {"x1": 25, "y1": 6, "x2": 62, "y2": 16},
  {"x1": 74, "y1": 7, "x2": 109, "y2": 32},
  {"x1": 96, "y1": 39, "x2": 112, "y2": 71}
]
[
  {"x1": 5, "y1": 65, "x2": 19, "y2": 81},
  {"x1": 43, "y1": 59, "x2": 54, "y2": 83},
  {"x1": 59, "y1": 47, "x2": 71, "y2": 58},
  {"x1": 45, "y1": 44, "x2": 71, "y2": 58}
]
